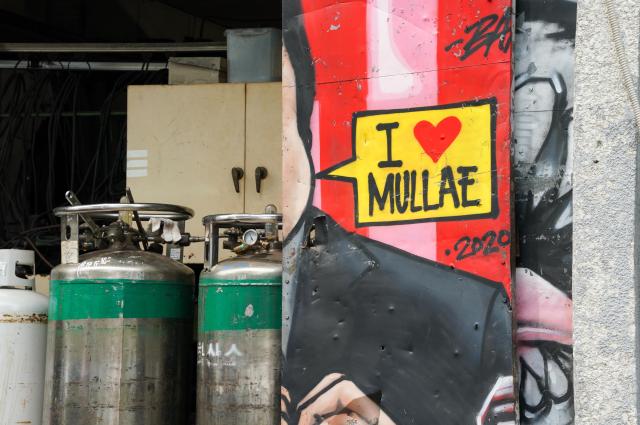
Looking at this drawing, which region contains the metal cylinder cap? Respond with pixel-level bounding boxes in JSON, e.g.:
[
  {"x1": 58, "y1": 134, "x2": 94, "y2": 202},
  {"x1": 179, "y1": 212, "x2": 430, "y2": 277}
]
[{"x1": 202, "y1": 213, "x2": 282, "y2": 227}]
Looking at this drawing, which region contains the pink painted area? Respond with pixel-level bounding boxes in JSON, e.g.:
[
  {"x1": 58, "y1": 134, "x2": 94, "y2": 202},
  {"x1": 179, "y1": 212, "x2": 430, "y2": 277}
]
[
  {"x1": 310, "y1": 100, "x2": 323, "y2": 210},
  {"x1": 515, "y1": 268, "x2": 573, "y2": 346},
  {"x1": 367, "y1": 0, "x2": 440, "y2": 81},
  {"x1": 365, "y1": 0, "x2": 439, "y2": 260},
  {"x1": 369, "y1": 222, "x2": 438, "y2": 259}
]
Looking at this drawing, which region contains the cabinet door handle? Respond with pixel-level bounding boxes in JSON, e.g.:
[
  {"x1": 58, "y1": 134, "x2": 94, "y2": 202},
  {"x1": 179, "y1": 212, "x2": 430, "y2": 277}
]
[
  {"x1": 231, "y1": 167, "x2": 244, "y2": 193},
  {"x1": 255, "y1": 166, "x2": 268, "y2": 193}
]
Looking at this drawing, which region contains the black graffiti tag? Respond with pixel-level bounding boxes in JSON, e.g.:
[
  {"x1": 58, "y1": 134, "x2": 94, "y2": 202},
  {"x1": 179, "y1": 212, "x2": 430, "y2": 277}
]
[
  {"x1": 444, "y1": 8, "x2": 512, "y2": 61},
  {"x1": 449, "y1": 230, "x2": 511, "y2": 261}
]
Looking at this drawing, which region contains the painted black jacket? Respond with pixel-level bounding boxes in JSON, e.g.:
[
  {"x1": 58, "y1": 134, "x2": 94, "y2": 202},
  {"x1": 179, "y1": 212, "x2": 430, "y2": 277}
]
[{"x1": 282, "y1": 210, "x2": 513, "y2": 425}]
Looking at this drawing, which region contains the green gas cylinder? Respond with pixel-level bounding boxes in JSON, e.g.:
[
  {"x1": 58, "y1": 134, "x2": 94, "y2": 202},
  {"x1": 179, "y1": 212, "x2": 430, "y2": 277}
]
[{"x1": 197, "y1": 209, "x2": 282, "y2": 425}]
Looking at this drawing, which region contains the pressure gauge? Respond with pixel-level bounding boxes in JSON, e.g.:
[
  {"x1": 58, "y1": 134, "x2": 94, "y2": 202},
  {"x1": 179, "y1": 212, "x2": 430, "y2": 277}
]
[{"x1": 242, "y1": 229, "x2": 259, "y2": 246}]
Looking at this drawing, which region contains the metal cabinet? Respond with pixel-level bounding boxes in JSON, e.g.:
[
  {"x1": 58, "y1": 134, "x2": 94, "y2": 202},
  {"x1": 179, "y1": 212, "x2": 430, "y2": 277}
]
[
  {"x1": 245, "y1": 83, "x2": 282, "y2": 213},
  {"x1": 127, "y1": 82, "x2": 282, "y2": 263}
]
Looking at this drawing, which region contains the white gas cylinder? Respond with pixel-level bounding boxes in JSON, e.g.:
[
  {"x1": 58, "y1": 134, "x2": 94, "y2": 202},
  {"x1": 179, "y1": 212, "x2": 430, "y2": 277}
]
[{"x1": 0, "y1": 249, "x2": 48, "y2": 425}]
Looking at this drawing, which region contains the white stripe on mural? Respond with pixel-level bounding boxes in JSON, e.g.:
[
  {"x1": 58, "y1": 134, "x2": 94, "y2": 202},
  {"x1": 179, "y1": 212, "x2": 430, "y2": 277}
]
[{"x1": 365, "y1": 0, "x2": 439, "y2": 261}]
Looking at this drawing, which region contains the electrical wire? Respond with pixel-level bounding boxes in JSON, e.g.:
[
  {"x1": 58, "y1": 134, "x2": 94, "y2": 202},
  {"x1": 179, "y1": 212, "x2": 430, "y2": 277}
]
[
  {"x1": 23, "y1": 235, "x2": 54, "y2": 268},
  {"x1": 603, "y1": 0, "x2": 640, "y2": 133},
  {"x1": 0, "y1": 65, "x2": 168, "y2": 273}
]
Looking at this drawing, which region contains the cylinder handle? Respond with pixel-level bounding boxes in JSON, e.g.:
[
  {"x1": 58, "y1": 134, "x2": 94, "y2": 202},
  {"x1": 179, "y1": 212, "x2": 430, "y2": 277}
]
[
  {"x1": 0, "y1": 249, "x2": 35, "y2": 288},
  {"x1": 54, "y1": 202, "x2": 194, "y2": 221}
]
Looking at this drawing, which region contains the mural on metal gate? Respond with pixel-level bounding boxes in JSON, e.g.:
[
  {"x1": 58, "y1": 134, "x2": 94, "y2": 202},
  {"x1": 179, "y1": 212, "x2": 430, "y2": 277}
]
[
  {"x1": 514, "y1": 0, "x2": 576, "y2": 423},
  {"x1": 282, "y1": 0, "x2": 515, "y2": 423}
]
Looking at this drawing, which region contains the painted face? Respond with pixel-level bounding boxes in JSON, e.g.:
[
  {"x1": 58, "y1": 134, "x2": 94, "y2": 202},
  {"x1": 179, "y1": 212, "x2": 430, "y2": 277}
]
[
  {"x1": 513, "y1": 4, "x2": 577, "y2": 424},
  {"x1": 283, "y1": 0, "x2": 514, "y2": 289},
  {"x1": 282, "y1": 2, "x2": 517, "y2": 424},
  {"x1": 514, "y1": 20, "x2": 575, "y2": 197},
  {"x1": 282, "y1": 47, "x2": 312, "y2": 237}
]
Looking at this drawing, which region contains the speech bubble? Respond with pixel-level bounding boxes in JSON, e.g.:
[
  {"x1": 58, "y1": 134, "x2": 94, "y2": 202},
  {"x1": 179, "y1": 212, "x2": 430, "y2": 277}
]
[{"x1": 318, "y1": 99, "x2": 498, "y2": 227}]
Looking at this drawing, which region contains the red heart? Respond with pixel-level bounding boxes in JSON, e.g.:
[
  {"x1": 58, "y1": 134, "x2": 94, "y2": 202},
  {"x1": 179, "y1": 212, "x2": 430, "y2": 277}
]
[{"x1": 413, "y1": 116, "x2": 462, "y2": 163}]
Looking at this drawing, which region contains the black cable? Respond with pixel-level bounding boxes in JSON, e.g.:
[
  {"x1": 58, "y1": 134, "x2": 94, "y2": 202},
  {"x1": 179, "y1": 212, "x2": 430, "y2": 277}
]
[
  {"x1": 0, "y1": 67, "x2": 169, "y2": 272},
  {"x1": 70, "y1": 75, "x2": 80, "y2": 189},
  {"x1": 23, "y1": 235, "x2": 54, "y2": 268}
]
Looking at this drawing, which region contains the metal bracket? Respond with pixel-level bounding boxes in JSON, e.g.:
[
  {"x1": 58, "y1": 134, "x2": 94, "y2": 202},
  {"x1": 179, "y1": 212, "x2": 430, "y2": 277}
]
[{"x1": 60, "y1": 214, "x2": 80, "y2": 264}]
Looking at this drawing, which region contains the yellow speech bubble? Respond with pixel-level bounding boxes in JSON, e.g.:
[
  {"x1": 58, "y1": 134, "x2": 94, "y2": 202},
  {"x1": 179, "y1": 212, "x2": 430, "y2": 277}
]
[{"x1": 318, "y1": 99, "x2": 498, "y2": 227}]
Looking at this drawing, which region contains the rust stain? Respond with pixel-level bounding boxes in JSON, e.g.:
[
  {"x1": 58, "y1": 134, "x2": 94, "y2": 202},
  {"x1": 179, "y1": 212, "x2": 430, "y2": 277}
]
[{"x1": 0, "y1": 313, "x2": 47, "y2": 324}]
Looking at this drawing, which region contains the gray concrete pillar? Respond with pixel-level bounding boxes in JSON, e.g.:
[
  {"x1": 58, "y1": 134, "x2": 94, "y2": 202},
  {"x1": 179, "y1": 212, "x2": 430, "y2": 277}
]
[{"x1": 573, "y1": 0, "x2": 640, "y2": 423}]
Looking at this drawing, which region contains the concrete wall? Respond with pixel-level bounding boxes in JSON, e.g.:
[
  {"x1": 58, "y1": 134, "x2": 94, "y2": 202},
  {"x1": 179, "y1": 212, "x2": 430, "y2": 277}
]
[{"x1": 573, "y1": 0, "x2": 640, "y2": 422}]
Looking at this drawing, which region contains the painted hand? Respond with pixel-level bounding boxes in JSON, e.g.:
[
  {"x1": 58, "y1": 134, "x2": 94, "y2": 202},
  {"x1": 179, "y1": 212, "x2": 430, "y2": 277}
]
[
  {"x1": 516, "y1": 268, "x2": 574, "y2": 422},
  {"x1": 281, "y1": 374, "x2": 396, "y2": 425}
]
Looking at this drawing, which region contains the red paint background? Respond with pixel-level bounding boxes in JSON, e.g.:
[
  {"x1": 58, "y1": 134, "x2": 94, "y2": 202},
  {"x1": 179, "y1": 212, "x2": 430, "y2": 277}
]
[
  {"x1": 300, "y1": 0, "x2": 513, "y2": 294},
  {"x1": 436, "y1": 2, "x2": 513, "y2": 292}
]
